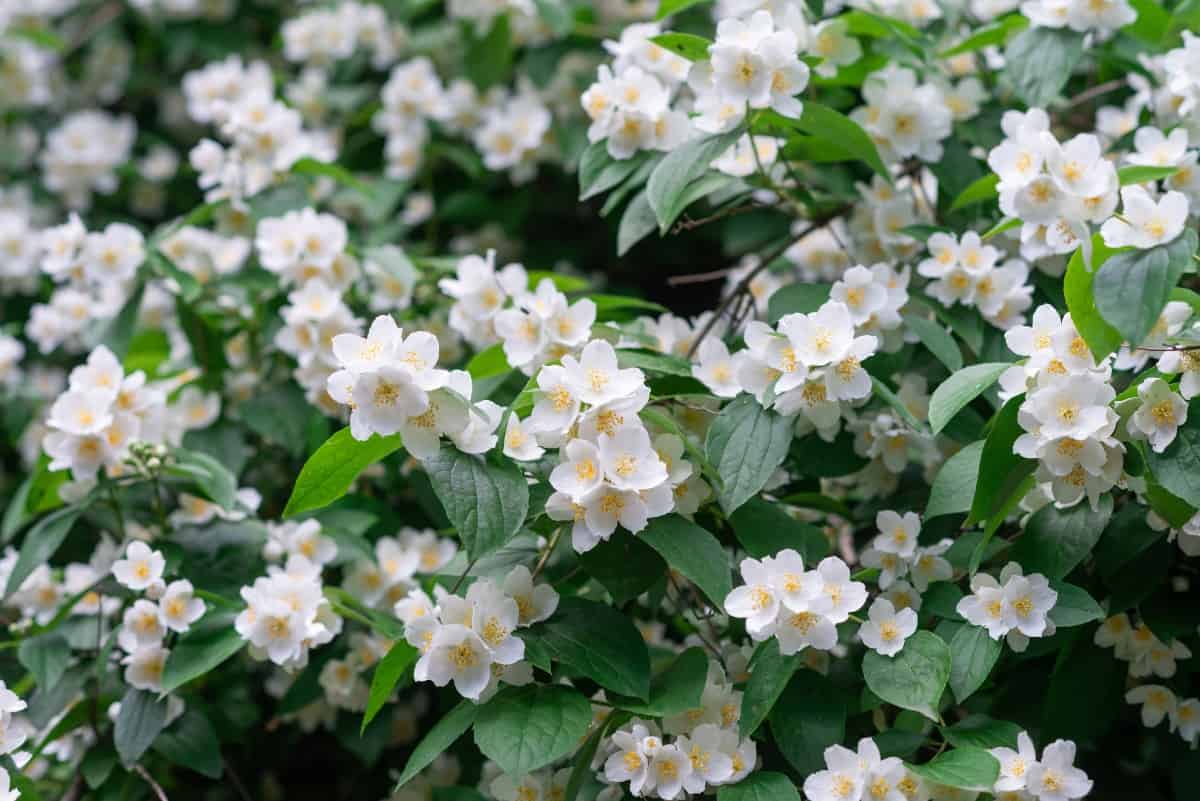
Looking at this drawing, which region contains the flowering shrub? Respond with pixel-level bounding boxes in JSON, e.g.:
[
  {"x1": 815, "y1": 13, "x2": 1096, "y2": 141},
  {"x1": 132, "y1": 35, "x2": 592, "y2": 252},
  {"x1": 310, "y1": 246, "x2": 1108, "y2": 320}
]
[{"x1": 3, "y1": 0, "x2": 1200, "y2": 799}]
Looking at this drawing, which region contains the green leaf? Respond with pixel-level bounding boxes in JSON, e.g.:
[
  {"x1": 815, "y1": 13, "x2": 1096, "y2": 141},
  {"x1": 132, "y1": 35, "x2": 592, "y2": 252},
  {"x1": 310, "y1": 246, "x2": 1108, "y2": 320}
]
[
  {"x1": 767, "y1": 283, "x2": 832, "y2": 325},
  {"x1": 99, "y1": 282, "x2": 146, "y2": 361},
  {"x1": 656, "y1": 0, "x2": 712, "y2": 18},
  {"x1": 942, "y1": 715, "x2": 1021, "y2": 750},
  {"x1": 771, "y1": 669, "x2": 845, "y2": 775},
  {"x1": 1147, "y1": 397, "x2": 1200, "y2": 509},
  {"x1": 939, "y1": 13, "x2": 1028, "y2": 56},
  {"x1": 926, "y1": 440, "x2": 984, "y2": 519},
  {"x1": 153, "y1": 708, "x2": 223, "y2": 779},
  {"x1": 928, "y1": 362, "x2": 1010, "y2": 435},
  {"x1": 591, "y1": 295, "x2": 671, "y2": 318},
  {"x1": 871, "y1": 375, "x2": 927, "y2": 433},
  {"x1": 161, "y1": 612, "x2": 246, "y2": 693},
  {"x1": 1003, "y1": 27, "x2": 1085, "y2": 106},
  {"x1": 611, "y1": 647, "x2": 708, "y2": 716},
  {"x1": 649, "y1": 32, "x2": 712, "y2": 61},
  {"x1": 395, "y1": 701, "x2": 478, "y2": 787},
  {"x1": 862, "y1": 630, "x2": 951, "y2": 721},
  {"x1": 362, "y1": 640, "x2": 419, "y2": 734},
  {"x1": 168, "y1": 448, "x2": 238, "y2": 509},
  {"x1": 536, "y1": 597, "x2": 651, "y2": 699},
  {"x1": 5, "y1": 505, "x2": 84, "y2": 598},
  {"x1": 907, "y1": 748, "x2": 1000, "y2": 792},
  {"x1": 716, "y1": 771, "x2": 802, "y2": 801},
  {"x1": 1048, "y1": 581, "x2": 1105, "y2": 628},
  {"x1": 948, "y1": 174, "x2": 999, "y2": 212},
  {"x1": 114, "y1": 688, "x2": 168, "y2": 764},
  {"x1": 983, "y1": 217, "x2": 1023, "y2": 240},
  {"x1": 18, "y1": 634, "x2": 71, "y2": 691},
  {"x1": 474, "y1": 684, "x2": 592, "y2": 776},
  {"x1": 948, "y1": 625, "x2": 1002, "y2": 704},
  {"x1": 1042, "y1": 638, "x2": 1124, "y2": 741},
  {"x1": 729, "y1": 497, "x2": 829, "y2": 564},
  {"x1": 465, "y1": 344, "x2": 512, "y2": 381},
  {"x1": 618, "y1": 189, "x2": 659, "y2": 256},
  {"x1": 646, "y1": 129, "x2": 743, "y2": 234},
  {"x1": 1094, "y1": 229, "x2": 1198, "y2": 346},
  {"x1": 740, "y1": 640, "x2": 799, "y2": 736},
  {"x1": 1065, "y1": 238, "x2": 1124, "y2": 361},
  {"x1": 284, "y1": 427, "x2": 403, "y2": 517},
  {"x1": 793, "y1": 102, "x2": 891, "y2": 182},
  {"x1": 464, "y1": 14, "x2": 512, "y2": 90},
  {"x1": 1118, "y1": 164, "x2": 1181, "y2": 185},
  {"x1": 1095, "y1": 502, "x2": 1168, "y2": 577},
  {"x1": 578, "y1": 534, "x2": 667, "y2": 604},
  {"x1": 705, "y1": 394, "x2": 794, "y2": 515},
  {"x1": 1010, "y1": 494, "x2": 1113, "y2": 580},
  {"x1": 639, "y1": 515, "x2": 732, "y2": 607},
  {"x1": 905, "y1": 314, "x2": 963, "y2": 372},
  {"x1": 579, "y1": 143, "x2": 651, "y2": 201},
  {"x1": 424, "y1": 446, "x2": 529, "y2": 560},
  {"x1": 968, "y1": 396, "x2": 1035, "y2": 530},
  {"x1": 240, "y1": 382, "x2": 319, "y2": 459}
]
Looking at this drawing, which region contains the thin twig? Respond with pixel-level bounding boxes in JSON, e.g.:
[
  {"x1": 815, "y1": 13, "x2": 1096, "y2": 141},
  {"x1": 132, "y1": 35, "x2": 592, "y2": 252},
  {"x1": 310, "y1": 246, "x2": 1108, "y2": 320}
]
[
  {"x1": 450, "y1": 557, "x2": 478, "y2": 594},
  {"x1": 134, "y1": 765, "x2": 169, "y2": 801},
  {"x1": 531, "y1": 527, "x2": 562, "y2": 580},
  {"x1": 667, "y1": 266, "x2": 738, "y2": 286},
  {"x1": 1135, "y1": 344, "x2": 1200, "y2": 352},
  {"x1": 64, "y1": 1, "x2": 123, "y2": 56},
  {"x1": 1065, "y1": 79, "x2": 1126, "y2": 109},
  {"x1": 670, "y1": 203, "x2": 764, "y2": 234},
  {"x1": 224, "y1": 758, "x2": 254, "y2": 801}
]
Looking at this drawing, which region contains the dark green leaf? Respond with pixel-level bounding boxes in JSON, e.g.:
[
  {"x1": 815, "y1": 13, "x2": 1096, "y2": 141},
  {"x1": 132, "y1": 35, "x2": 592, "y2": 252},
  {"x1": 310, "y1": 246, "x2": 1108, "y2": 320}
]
[
  {"x1": 1047, "y1": 581, "x2": 1105, "y2": 628},
  {"x1": 5, "y1": 505, "x2": 84, "y2": 598},
  {"x1": 928, "y1": 363, "x2": 1010, "y2": 435},
  {"x1": 18, "y1": 634, "x2": 71, "y2": 691},
  {"x1": 114, "y1": 688, "x2": 168, "y2": 764},
  {"x1": 362, "y1": 641, "x2": 419, "y2": 734},
  {"x1": 729, "y1": 497, "x2": 829, "y2": 564},
  {"x1": 395, "y1": 701, "x2": 478, "y2": 787},
  {"x1": 771, "y1": 669, "x2": 845, "y2": 775},
  {"x1": 1094, "y1": 230, "x2": 1198, "y2": 346},
  {"x1": 1147, "y1": 397, "x2": 1200, "y2": 509},
  {"x1": 639, "y1": 515, "x2": 732, "y2": 607},
  {"x1": 941, "y1": 715, "x2": 1021, "y2": 750},
  {"x1": 907, "y1": 748, "x2": 1000, "y2": 792},
  {"x1": 611, "y1": 647, "x2": 708, "y2": 716},
  {"x1": 716, "y1": 771, "x2": 802, "y2": 801},
  {"x1": 1010, "y1": 495, "x2": 1112, "y2": 579},
  {"x1": 473, "y1": 684, "x2": 592, "y2": 775},
  {"x1": 705, "y1": 394, "x2": 794, "y2": 515},
  {"x1": 926, "y1": 441, "x2": 983, "y2": 519},
  {"x1": 948, "y1": 625, "x2": 1002, "y2": 704},
  {"x1": 767, "y1": 283, "x2": 832, "y2": 325},
  {"x1": 862, "y1": 631, "x2": 951, "y2": 721},
  {"x1": 740, "y1": 640, "x2": 799, "y2": 736},
  {"x1": 423, "y1": 446, "x2": 529, "y2": 559},
  {"x1": 536, "y1": 597, "x2": 651, "y2": 699},
  {"x1": 905, "y1": 314, "x2": 963, "y2": 372},
  {"x1": 578, "y1": 534, "x2": 666, "y2": 604},
  {"x1": 1004, "y1": 27, "x2": 1085, "y2": 106},
  {"x1": 153, "y1": 708, "x2": 223, "y2": 779},
  {"x1": 647, "y1": 130, "x2": 743, "y2": 233},
  {"x1": 161, "y1": 612, "x2": 245, "y2": 693}
]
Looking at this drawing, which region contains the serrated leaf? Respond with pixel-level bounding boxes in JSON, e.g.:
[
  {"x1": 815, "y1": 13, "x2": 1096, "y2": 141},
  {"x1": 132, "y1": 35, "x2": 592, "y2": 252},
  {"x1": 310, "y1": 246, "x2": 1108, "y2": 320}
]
[
  {"x1": 716, "y1": 771, "x2": 802, "y2": 801},
  {"x1": 1048, "y1": 581, "x2": 1105, "y2": 627},
  {"x1": 474, "y1": 684, "x2": 592, "y2": 775},
  {"x1": 728, "y1": 497, "x2": 829, "y2": 564},
  {"x1": 639, "y1": 515, "x2": 731, "y2": 607},
  {"x1": 1004, "y1": 27, "x2": 1085, "y2": 106},
  {"x1": 611, "y1": 647, "x2": 708, "y2": 716},
  {"x1": 114, "y1": 688, "x2": 168, "y2": 764},
  {"x1": 1094, "y1": 229, "x2": 1198, "y2": 346},
  {"x1": 948, "y1": 625, "x2": 1002, "y2": 704},
  {"x1": 535, "y1": 597, "x2": 651, "y2": 699},
  {"x1": 928, "y1": 362, "x2": 1010, "y2": 435},
  {"x1": 1147, "y1": 397, "x2": 1200, "y2": 509},
  {"x1": 647, "y1": 130, "x2": 743, "y2": 233},
  {"x1": 423, "y1": 446, "x2": 529, "y2": 560},
  {"x1": 1010, "y1": 494, "x2": 1113, "y2": 579},
  {"x1": 705, "y1": 394, "x2": 794, "y2": 515},
  {"x1": 862, "y1": 631, "x2": 951, "y2": 721}
]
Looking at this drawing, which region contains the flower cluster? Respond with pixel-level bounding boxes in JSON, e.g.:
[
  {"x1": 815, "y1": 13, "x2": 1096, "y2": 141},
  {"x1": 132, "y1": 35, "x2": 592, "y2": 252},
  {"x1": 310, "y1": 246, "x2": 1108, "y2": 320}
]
[
  {"x1": 598, "y1": 660, "x2": 756, "y2": 800},
  {"x1": 859, "y1": 510, "x2": 953, "y2": 592},
  {"x1": 400, "y1": 567, "x2": 558, "y2": 702},
  {"x1": 342, "y1": 527, "x2": 458, "y2": 611},
  {"x1": 528, "y1": 340, "x2": 702, "y2": 551},
  {"x1": 725, "y1": 548, "x2": 866, "y2": 656},
  {"x1": 112, "y1": 542, "x2": 206, "y2": 692},
  {"x1": 1004, "y1": 305, "x2": 1126, "y2": 508},
  {"x1": 852, "y1": 65, "x2": 954, "y2": 164},
  {"x1": 989, "y1": 732, "x2": 1094, "y2": 801},
  {"x1": 40, "y1": 110, "x2": 136, "y2": 210},
  {"x1": 918, "y1": 231, "x2": 1033, "y2": 330},
  {"x1": 1094, "y1": 613, "x2": 1192, "y2": 680},
  {"x1": 235, "y1": 555, "x2": 342, "y2": 669},
  {"x1": 0, "y1": 682, "x2": 27, "y2": 800},
  {"x1": 957, "y1": 562, "x2": 1058, "y2": 652}
]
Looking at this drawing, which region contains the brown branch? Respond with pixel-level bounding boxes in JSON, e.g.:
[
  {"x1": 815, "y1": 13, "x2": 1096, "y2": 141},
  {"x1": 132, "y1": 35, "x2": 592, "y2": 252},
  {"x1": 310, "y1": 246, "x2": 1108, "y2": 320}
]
[
  {"x1": 134, "y1": 765, "x2": 169, "y2": 801},
  {"x1": 1065, "y1": 79, "x2": 1126, "y2": 109},
  {"x1": 670, "y1": 202, "x2": 765, "y2": 235}
]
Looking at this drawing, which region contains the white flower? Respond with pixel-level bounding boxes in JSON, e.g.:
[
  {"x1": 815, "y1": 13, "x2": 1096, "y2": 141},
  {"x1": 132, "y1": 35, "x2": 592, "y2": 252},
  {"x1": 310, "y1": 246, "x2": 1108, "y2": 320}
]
[
  {"x1": 1100, "y1": 186, "x2": 1189, "y2": 249},
  {"x1": 648, "y1": 744, "x2": 692, "y2": 800},
  {"x1": 159, "y1": 579, "x2": 206, "y2": 632},
  {"x1": 465, "y1": 579, "x2": 524, "y2": 666},
  {"x1": 1025, "y1": 740, "x2": 1093, "y2": 801},
  {"x1": 804, "y1": 742, "x2": 865, "y2": 801},
  {"x1": 692, "y1": 339, "x2": 742, "y2": 398},
  {"x1": 859, "y1": 598, "x2": 918, "y2": 656},
  {"x1": 563, "y1": 340, "x2": 645, "y2": 407},
  {"x1": 598, "y1": 424, "x2": 668, "y2": 492},
  {"x1": 119, "y1": 600, "x2": 166, "y2": 652},
  {"x1": 813, "y1": 556, "x2": 868, "y2": 624},
  {"x1": 1128, "y1": 377, "x2": 1187, "y2": 453},
  {"x1": 344, "y1": 365, "x2": 429, "y2": 441},
  {"x1": 991, "y1": 731, "x2": 1038, "y2": 792},
  {"x1": 112, "y1": 542, "x2": 166, "y2": 591},
  {"x1": 873, "y1": 510, "x2": 920, "y2": 559},
  {"x1": 678, "y1": 723, "x2": 734, "y2": 793},
  {"x1": 605, "y1": 722, "x2": 654, "y2": 796},
  {"x1": 416, "y1": 624, "x2": 492, "y2": 701},
  {"x1": 123, "y1": 644, "x2": 169, "y2": 692},
  {"x1": 501, "y1": 566, "x2": 558, "y2": 626},
  {"x1": 725, "y1": 555, "x2": 781, "y2": 638},
  {"x1": 1125, "y1": 684, "x2": 1177, "y2": 727}
]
